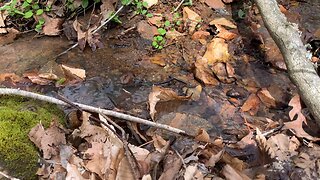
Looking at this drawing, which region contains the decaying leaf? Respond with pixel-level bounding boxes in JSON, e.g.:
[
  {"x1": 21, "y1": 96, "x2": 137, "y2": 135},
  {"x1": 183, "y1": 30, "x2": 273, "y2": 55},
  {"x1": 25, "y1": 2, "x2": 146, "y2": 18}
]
[
  {"x1": 192, "y1": 30, "x2": 210, "y2": 40},
  {"x1": 222, "y1": 164, "x2": 250, "y2": 180},
  {"x1": 61, "y1": 64, "x2": 86, "y2": 80},
  {"x1": 29, "y1": 121, "x2": 66, "y2": 159},
  {"x1": 215, "y1": 25, "x2": 237, "y2": 40},
  {"x1": 203, "y1": 38, "x2": 230, "y2": 65},
  {"x1": 148, "y1": 15, "x2": 163, "y2": 27},
  {"x1": 100, "y1": 0, "x2": 116, "y2": 23},
  {"x1": 0, "y1": 73, "x2": 22, "y2": 82},
  {"x1": 165, "y1": 29, "x2": 186, "y2": 40},
  {"x1": 209, "y1": 17, "x2": 237, "y2": 29},
  {"x1": 257, "y1": 88, "x2": 277, "y2": 108},
  {"x1": 241, "y1": 93, "x2": 260, "y2": 115},
  {"x1": 183, "y1": 7, "x2": 201, "y2": 34},
  {"x1": 23, "y1": 72, "x2": 53, "y2": 85},
  {"x1": 137, "y1": 20, "x2": 158, "y2": 41},
  {"x1": 40, "y1": 14, "x2": 64, "y2": 36},
  {"x1": 0, "y1": 28, "x2": 19, "y2": 46},
  {"x1": 0, "y1": 11, "x2": 8, "y2": 34},
  {"x1": 148, "y1": 86, "x2": 190, "y2": 120},
  {"x1": 205, "y1": 0, "x2": 225, "y2": 9},
  {"x1": 149, "y1": 53, "x2": 167, "y2": 66},
  {"x1": 195, "y1": 128, "x2": 210, "y2": 143},
  {"x1": 194, "y1": 58, "x2": 219, "y2": 86},
  {"x1": 183, "y1": 85, "x2": 202, "y2": 101}
]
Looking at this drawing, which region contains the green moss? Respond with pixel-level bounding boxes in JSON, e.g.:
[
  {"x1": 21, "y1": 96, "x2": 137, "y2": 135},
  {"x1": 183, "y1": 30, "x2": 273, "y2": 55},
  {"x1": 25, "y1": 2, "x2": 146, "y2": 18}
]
[{"x1": 0, "y1": 95, "x2": 65, "y2": 179}]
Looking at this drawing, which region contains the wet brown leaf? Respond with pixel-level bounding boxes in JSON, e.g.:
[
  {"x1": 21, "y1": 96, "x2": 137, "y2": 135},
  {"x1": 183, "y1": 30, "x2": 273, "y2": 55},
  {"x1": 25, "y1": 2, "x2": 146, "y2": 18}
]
[
  {"x1": 23, "y1": 72, "x2": 53, "y2": 85},
  {"x1": 203, "y1": 38, "x2": 230, "y2": 65},
  {"x1": 211, "y1": 62, "x2": 236, "y2": 83},
  {"x1": 241, "y1": 93, "x2": 260, "y2": 115},
  {"x1": 183, "y1": 7, "x2": 201, "y2": 34},
  {"x1": 215, "y1": 25, "x2": 237, "y2": 40},
  {"x1": 194, "y1": 59, "x2": 219, "y2": 85},
  {"x1": 137, "y1": 20, "x2": 158, "y2": 40},
  {"x1": 205, "y1": 0, "x2": 225, "y2": 9},
  {"x1": 158, "y1": 153, "x2": 182, "y2": 180},
  {"x1": 0, "y1": 73, "x2": 22, "y2": 82},
  {"x1": 148, "y1": 86, "x2": 190, "y2": 120},
  {"x1": 0, "y1": 28, "x2": 19, "y2": 46},
  {"x1": 257, "y1": 88, "x2": 276, "y2": 108},
  {"x1": 192, "y1": 30, "x2": 210, "y2": 40},
  {"x1": 206, "y1": 149, "x2": 224, "y2": 167}
]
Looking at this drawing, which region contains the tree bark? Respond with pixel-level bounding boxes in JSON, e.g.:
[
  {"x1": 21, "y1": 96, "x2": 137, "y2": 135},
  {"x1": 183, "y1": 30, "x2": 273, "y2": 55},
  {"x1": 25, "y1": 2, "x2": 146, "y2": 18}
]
[{"x1": 254, "y1": 0, "x2": 320, "y2": 126}]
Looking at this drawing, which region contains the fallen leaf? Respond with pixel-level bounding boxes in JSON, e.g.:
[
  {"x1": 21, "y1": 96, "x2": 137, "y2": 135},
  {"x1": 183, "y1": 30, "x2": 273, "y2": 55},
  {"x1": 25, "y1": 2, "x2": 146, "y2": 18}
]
[
  {"x1": 148, "y1": 86, "x2": 190, "y2": 120},
  {"x1": 29, "y1": 121, "x2": 66, "y2": 159},
  {"x1": 195, "y1": 128, "x2": 210, "y2": 143},
  {"x1": 61, "y1": 64, "x2": 86, "y2": 79},
  {"x1": 194, "y1": 59, "x2": 219, "y2": 85},
  {"x1": 211, "y1": 62, "x2": 236, "y2": 83},
  {"x1": 147, "y1": 16, "x2": 163, "y2": 27},
  {"x1": 215, "y1": 25, "x2": 237, "y2": 40},
  {"x1": 37, "y1": 14, "x2": 63, "y2": 36},
  {"x1": 0, "y1": 11, "x2": 8, "y2": 34},
  {"x1": 183, "y1": 7, "x2": 201, "y2": 34},
  {"x1": 209, "y1": 17, "x2": 237, "y2": 29},
  {"x1": 143, "y1": 0, "x2": 158, "y2": 8},
  {"x1": 137, "y1": 20, "x2": 158, "y2": 40},
  {"x1": 192, "y1": 30, "x2": 210, "y2": 40},
  {"x1": 288, "y1": 94, "x2": 304, "y2": 122},
  {"x1": 149, "y1": 54, "x2": 166, "y2": 66},
  {"x1": 100, "y1": 0, "x2": 116, "y2": 22},
  {"x1": 203, "y1": 38, "x2": 230, "y2": 65},
  {"x1": 205, "y1": 0, "x2": 225, "y2": 9},
  {"x1": 183, "y1": 85, "x2": 202, "y2": 101},
  {"x1": 257, "y1": 88, "x2": 276, "y2": 108},
  {"x1": 241, "y1": 93, "x2": 260, "y2": 115},
  {"x1": 0, "y1": 73, "x2": 22, "y2": 82},
  {"x1": 66, "y1": 163, "x2": 85, "y2": 180},
  {"x1": 283, "y1": 117, "x2": 320, "y2": 141},
  {"x1": 184, "y1": 164, "x2": 198, "y2": 180},
  {"x1": 0, "y1": 28, "x2": 19, "y2": 46},
  {"x1": 165, "y1": 29, "x2": 186, "y2": 40},
  {"x1": 23, "y1": 72, "x2": 53, "y2": 85},
  {"x1": 222, "y1": 164, "x2": 250, "y2": 180},
  {"x1": 158, "y1": 153, "x2": 182, "y2": 180},
  {"x1": 206, "y1": 149, "x2": 224, "y2": 167}
]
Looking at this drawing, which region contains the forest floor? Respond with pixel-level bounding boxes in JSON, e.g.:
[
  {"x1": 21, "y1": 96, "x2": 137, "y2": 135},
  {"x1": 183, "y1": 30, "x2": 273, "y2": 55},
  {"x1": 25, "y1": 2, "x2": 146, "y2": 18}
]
[{"x1": 0, "y1": 0, "x2": 320, "y2": 179}]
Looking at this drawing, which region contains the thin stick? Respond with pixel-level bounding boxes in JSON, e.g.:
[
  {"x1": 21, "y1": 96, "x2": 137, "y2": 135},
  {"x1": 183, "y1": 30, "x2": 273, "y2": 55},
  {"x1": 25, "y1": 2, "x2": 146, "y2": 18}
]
[
  {"x1": 173, "y1": 0, "x2": 185, "y2": 12},
  {"x1": 55, "y1": 4, "x2": 126, "y2": 58},
  {"x1": 0, "y1": 88, "x2": 188, "y2": 135}
]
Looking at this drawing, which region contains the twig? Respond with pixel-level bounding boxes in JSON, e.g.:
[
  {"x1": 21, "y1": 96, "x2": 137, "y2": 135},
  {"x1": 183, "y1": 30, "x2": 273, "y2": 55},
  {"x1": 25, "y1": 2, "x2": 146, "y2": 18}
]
[
  {"x1": 0, "y1": 171, "x2": 19, "y2": 180},
  {"x1": 0, "y1": 88, "x2": 188, "y2": 135},
  {"x1": 173, "y1": 0, "x2": 185, "y2": 12},
  {"x1": 55, "y1": 4, "x2": 126, "y2": 58}
]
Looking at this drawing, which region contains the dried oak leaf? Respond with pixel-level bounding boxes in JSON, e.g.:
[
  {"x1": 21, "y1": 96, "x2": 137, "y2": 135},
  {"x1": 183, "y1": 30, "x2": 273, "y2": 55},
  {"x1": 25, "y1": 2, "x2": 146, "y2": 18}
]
[
  {"x1": 40, "y1": 14, "x2": 64, "y2": 36},
  {"x1": 209, "y1": 17, "x2": 237, "y2": 29},
  {"x1": 148, "y1": 86, "x2": 190, "y2": 120},
  {"x1": 29, "y1": 121, "x2": 66, "y2": 159},
  {"x1": 283, "y1": 95, "x2": 320, "y2": 141},
  {"x1": 61, "y1": 64, "x2": 86, "y2": 80}
]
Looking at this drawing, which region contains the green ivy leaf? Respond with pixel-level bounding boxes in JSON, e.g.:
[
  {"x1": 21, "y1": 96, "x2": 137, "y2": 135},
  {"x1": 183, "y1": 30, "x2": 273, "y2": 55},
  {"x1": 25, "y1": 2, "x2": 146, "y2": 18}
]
[
  {"x1": 142, "y1": 1, "x2": 148, "y2": 8},
  {"x1": 22, "y1": 2, "x2": 30, "y2": 8},
  {"x1": 141, "y1": 9, "x2": 147, "y2": 15},
  {"x1": 38, "y1": 18, "x2": 45, "y2": 24},
  {"x1": 152, "y1": 41, "x2": 158, "y2": 47},
  {"x1": 164, "y1": 20, "x2": 170, "y2": 27},
  {"x1": 36, "y1": 9, "x2": 43, "y2": 15},
  {"x1": 26, "y1": 0, "x2": 32, "y2": 3},
  {"x1": 32, "y1": 4, "x2": 40, "y2": 10},
  {"x1": 156, "y1": 35, "x2": 163, "y2": 41},
  {"x1": 121, "y1": 0, "x2": 131, "y2": 5},
  {"x1": 176, "y1": 20, "x2": 181, "y2": 26},
  {"x1": 146, "y1": 13, "x2": 153, "y2": 18},
  {"x1": 157, "y1": 28, "x2": 166, "y2": 36},
  {"x1": 82, "y1": 0, "x2": 89, "y2": 9},
  {"x1": 23, "y1": 10, "x2": 33, "y2": 18}
]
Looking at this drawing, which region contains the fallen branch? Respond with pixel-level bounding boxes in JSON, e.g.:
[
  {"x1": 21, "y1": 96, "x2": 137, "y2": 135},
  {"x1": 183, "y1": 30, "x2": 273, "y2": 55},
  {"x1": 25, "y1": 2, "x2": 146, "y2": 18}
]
[
  {"x1": 0, "y1": 88, "x2": 188, "y2": 135},
  {"x1": 254, "y1": 0, "x2": 320, "y2": 127}
]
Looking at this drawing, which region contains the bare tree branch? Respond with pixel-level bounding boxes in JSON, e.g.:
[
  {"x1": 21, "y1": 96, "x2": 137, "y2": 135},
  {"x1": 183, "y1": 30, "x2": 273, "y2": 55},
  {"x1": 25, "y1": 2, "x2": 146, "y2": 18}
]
[
  {"x1": 254, "y1": 0, "x2": 320, "y2": 126},
  {"x1": 0, "y1": 88, "x2": 188, "y2": 135}
]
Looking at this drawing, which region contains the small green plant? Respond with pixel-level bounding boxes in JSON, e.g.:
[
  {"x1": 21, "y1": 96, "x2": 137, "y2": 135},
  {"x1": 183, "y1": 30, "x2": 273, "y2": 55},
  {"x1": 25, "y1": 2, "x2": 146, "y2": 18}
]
[
  {"x1": 152, "y1": 28, "x2": 166, "y2": 49},
  {"x1": 133, "y1": 0, "x2": 149, "y2": 15}
]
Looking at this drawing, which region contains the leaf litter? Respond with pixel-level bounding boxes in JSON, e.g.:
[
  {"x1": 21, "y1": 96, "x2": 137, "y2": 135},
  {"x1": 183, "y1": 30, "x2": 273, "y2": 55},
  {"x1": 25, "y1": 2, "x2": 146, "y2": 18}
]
[{"x1": 0, "y1": 0, "x2": 320, "y2": 179}]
